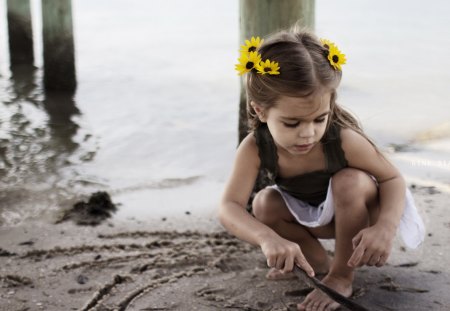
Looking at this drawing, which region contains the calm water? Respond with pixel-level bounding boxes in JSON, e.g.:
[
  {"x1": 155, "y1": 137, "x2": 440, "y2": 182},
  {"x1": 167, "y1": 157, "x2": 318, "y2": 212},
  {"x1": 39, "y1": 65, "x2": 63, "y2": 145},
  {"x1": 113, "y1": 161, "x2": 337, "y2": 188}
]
[{"x1": 1, "y1": 0, "x2": 449, "y2": 225}]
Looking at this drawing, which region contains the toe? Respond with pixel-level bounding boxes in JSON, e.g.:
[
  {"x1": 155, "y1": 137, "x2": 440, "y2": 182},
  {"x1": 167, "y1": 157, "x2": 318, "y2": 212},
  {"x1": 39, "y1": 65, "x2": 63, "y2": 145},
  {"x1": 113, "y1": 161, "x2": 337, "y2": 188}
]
[
  {"x1": 310, "y1": 301, "x2": 320, "y2": 311},
  {"x1": 328, "y1": 301, "x2": 341, "y2": 310},
  {"x1": 297, "y1": 297, "x2": 311, "y2": 310},
  {"x1": 317, "y1": 300, "x2": 329, "y2": 311},
  {"x1": 306, "y1": 300, "x2": 317, "y2": 311}
]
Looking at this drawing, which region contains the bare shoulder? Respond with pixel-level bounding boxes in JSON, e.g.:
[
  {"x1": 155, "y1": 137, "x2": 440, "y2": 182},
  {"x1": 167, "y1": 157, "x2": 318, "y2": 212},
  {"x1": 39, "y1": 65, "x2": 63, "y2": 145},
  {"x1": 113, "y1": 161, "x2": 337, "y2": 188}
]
[
  {"x1": 340, "y1": 127, "x2": 373, "y2": 152},
  {"x1": 236, "y1": 132, "x2": 261, "y2": 168},
  {"x1": 339, "y1": 127, "x2": 400, "y2": 181},
  {"x1": 238, "y1": 133, "x2": 258, "y2": 155},
  {"x1": 239, "y1": 132, "x2": 258, "y2": 150},
  {"x1": 221, "y1": 132, "x2": 261, "y2": 207},
  {"x1": 340, "y1": 127, "x2": 380, "y2": 162}
]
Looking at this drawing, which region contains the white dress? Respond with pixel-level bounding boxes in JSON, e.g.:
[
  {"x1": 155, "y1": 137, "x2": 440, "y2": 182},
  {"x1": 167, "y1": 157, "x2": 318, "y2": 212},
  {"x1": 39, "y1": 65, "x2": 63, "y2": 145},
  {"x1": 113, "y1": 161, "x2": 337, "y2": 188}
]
[{"x1": 269, "y1": 180, "x2": 425, "y2": 249}]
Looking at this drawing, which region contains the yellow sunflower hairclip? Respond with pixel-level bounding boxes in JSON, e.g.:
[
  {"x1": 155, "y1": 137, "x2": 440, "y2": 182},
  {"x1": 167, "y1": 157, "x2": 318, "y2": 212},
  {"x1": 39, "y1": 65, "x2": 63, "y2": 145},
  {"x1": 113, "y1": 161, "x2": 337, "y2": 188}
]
[
  {"x1": 235, "y1": 36, "x2": 280, "y2": 76},
  {"x1": 255, "y1": 59, "x2": 280, "y2": 75},
  {"x1": 240, "y1": 36, "x2": 264, "y2": 53},
  {"x1": 235, "y1": 51, "x2": 262, "y2": 76},
  {"x1": 320, "y1": 38, "x2": 347, "y2": 71}
]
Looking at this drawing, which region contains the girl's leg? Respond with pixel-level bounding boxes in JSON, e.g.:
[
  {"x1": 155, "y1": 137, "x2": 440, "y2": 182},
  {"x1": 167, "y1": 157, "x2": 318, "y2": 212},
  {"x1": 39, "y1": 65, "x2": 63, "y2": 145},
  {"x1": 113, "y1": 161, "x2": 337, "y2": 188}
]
[
  {"x1": 253, "y1": 188, "x2": 334, "y2": 277},
  {"x1": 298, "y1": 168, "x2": 379, "y2": 311}
]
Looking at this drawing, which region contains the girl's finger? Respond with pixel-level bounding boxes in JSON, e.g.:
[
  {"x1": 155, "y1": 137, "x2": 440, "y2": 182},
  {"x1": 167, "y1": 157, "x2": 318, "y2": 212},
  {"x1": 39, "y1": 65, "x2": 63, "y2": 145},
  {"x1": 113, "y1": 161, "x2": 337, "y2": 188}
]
[
  {"x1": 378, "y1": 253, "x2": 389, "y2": 266},
  {"x1": 266, "y1": 256, "x2": 275, "y2": 268},
  {"x1": 348, "y1": 244, "x2": 364, "y2": 267},
  {"x1": 282, "y1": 254, "x2": 294, "y2": 274},
  {"x1": 352, "y1": 233, "x2": 362, "y2": 250},
  {"x1": 375, "y1": 256, "x2": 384, "y2": 267},
  {"x1": 275, "y1": 255, "x2": 285, "y2": 270},
  {"x1": 367, "y1": 254, "x2": 380, "y2": 266},
  {"x1": 360, "y1": 249, "x2": 373, "y2": 266},
  {"x1": 295, "y1": 256, "x2": 314, "y2": 277}
]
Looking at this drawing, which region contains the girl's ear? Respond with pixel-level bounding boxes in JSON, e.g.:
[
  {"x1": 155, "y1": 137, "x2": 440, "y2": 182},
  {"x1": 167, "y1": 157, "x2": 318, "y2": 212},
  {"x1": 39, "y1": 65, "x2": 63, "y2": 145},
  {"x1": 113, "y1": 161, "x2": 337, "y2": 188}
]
[{"x1": 250, "y1": 101, "x2": 267, "y2": 122}]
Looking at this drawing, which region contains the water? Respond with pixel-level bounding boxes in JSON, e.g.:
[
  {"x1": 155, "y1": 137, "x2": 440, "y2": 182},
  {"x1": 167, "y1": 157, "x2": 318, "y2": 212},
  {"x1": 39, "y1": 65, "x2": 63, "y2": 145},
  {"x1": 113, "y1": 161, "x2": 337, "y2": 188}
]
[{"x1": 1, "y1": 0, "x2": 449, "y2": 225}]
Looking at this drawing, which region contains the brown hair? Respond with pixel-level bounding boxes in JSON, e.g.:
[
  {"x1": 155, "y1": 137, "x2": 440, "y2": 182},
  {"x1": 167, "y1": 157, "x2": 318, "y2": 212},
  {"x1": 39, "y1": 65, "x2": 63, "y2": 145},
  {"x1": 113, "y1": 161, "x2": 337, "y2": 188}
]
[{"x1": 245, "y1": 28, "x2": 378, "y2": 148}]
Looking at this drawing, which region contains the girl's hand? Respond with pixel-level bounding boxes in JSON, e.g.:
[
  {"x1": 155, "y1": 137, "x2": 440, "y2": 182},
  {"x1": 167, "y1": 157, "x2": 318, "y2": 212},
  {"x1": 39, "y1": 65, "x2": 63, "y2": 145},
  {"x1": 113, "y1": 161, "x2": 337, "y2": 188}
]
[
  {"x1": 347, "y1": 223, "x2": 396, "y2": 268},
  {"x1": 260, "y1": 234, "x2": 315, "y2": 277}
]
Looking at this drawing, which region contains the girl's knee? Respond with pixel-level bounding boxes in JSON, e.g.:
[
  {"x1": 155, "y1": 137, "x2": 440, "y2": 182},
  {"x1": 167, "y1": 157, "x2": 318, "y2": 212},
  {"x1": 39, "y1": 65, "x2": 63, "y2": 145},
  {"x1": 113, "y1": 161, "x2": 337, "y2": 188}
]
[
  {"x1": 252, "y1": 188, "x2": 285, "y2": 225},
  {"x1": 331, "y1": 168, "x2": 377, "y2": 206}
]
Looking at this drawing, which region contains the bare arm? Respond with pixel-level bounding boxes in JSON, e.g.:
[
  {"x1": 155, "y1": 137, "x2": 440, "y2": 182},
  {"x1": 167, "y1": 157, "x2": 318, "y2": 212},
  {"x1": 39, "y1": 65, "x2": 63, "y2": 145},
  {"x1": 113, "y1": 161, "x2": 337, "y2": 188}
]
[
  {"x1": 218, "y1": 134, "x2": 314, "y2": 275},
  {"x1": 341, "y1": 129, "x2": 405, "y2": 230},
  {"x1": 219, "y1": 134, "x2": 280, "y2": 245},
  {"x1": 341, "y1": 128, "x2": 406, "y2": 266}
]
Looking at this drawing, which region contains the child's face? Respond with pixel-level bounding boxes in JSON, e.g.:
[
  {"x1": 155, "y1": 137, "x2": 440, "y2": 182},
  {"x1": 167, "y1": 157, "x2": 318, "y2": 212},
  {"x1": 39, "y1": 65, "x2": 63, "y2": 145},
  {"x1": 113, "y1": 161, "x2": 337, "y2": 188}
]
[{"x1": 258, "y1": 91, "x2": 331, "y2": 156}]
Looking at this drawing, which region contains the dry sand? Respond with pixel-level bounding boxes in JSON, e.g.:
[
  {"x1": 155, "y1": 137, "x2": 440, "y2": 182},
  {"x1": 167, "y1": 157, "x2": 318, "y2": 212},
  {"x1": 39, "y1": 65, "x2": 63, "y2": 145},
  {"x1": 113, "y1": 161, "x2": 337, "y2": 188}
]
[{"x1": 0, "y1": 184, "x2": 449, "y2": 311}]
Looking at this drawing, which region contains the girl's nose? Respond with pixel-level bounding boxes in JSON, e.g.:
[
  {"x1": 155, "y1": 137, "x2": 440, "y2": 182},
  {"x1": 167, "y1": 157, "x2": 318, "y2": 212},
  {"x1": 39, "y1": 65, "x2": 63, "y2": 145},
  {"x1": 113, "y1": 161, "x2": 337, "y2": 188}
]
[{"x1": 298, "y1": 122, "x2": 314, "y2": 138}]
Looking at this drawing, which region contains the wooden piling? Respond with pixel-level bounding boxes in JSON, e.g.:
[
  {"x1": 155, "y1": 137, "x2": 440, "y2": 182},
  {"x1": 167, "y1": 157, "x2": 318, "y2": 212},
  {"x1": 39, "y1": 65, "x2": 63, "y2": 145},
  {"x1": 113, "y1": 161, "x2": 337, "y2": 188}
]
[
  {"x1": 238, "y1": 0, "x2": 315, "y2": 143},
  {"x1": 238, "y1": 0, "x2": 315, "y2": 200},
  {"x1": 41, "y1": 0, "x2": 76, "y2": 92},
  {"x1": 6, "y1": 0, "x2": 34, "y2": 65}
]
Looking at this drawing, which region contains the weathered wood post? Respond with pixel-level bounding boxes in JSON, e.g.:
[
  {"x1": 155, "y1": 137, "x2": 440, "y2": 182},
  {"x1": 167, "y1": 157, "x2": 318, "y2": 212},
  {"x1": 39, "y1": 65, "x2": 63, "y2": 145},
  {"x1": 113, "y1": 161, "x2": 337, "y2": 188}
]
[
  {"x1": 239, "y1": 0, "x2": 315, "y2": 203},
  {"x1": 41, "y1": 0, "x2": 76, "y2": 92},
  {"x1": 6, "y1": 0, "x2": 34, "y2": 65},
  {"x1": 238, "y1": 0, "x2": 315, "y2": 142}
]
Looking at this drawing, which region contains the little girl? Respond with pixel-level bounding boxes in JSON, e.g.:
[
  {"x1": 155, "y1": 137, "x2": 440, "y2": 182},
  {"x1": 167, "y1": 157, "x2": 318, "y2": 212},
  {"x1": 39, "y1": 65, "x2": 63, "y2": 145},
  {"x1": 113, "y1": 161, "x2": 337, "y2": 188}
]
[{"x1": 219, "y1": 29, "x2": 425, "y2": 311}]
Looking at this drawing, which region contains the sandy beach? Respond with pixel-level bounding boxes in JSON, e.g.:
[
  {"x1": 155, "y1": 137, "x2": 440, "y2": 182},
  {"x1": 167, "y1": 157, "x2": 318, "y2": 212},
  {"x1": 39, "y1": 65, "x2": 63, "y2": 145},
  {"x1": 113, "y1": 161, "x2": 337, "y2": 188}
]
[
  {"x1": 1, "y1": 0, "x2": 450, "y2": 310},
  {"x1": 1, "y1": 182, "x2": 449, "y2": 311}
]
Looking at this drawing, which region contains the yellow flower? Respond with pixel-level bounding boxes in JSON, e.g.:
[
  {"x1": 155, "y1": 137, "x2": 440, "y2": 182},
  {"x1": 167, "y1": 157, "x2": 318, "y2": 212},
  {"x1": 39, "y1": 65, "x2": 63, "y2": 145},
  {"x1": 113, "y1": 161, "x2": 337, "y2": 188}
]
[
  {"x1": 240, "y1": 36, "x2": 264, "y2": 54},
  {"x1": 255, "y1": 59, "x2": 280, "y2": 75},
  {"x1": 235, "y1": 51, "x2": 262, "y2": 76},
  {"x1": 320, "y1": 38, "x2": 333, "y2": 50},
  {"x1": 327, "y1": 44, "x2": 346, "y2": 70},
  {"x1": 320, "y1": 38, "x2": 346, "y2": 70}
]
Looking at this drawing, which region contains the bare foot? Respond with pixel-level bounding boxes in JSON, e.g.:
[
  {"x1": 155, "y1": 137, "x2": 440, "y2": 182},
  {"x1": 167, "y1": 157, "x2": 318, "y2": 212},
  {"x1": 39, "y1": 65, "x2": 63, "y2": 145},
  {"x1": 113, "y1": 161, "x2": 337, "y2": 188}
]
[{"x1": 297, "y1": 274, "x2": 353, "y2": 311}]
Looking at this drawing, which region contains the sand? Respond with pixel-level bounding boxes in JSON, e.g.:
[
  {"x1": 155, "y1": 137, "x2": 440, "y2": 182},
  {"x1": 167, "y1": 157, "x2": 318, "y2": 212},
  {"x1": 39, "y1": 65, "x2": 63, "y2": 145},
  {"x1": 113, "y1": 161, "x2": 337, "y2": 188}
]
[{"x1": 0, "y1": 184, "x2": 449, "y2": 311}]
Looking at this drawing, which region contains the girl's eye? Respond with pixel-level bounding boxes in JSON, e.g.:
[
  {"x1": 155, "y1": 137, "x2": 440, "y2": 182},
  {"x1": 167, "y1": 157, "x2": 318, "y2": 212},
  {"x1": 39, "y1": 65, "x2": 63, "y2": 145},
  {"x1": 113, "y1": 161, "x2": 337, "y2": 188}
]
[
  {"x1": 283, "y1": 122, "x2": 300, "y2": 128},
  {"x1": 282, "y1": 118, "x2": 326, "y2": 128}
]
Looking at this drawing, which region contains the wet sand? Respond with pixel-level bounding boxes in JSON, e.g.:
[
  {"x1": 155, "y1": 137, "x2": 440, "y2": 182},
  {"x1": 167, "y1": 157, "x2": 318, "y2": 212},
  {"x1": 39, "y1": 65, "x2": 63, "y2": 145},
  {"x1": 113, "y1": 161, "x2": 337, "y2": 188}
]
[{"x1": 0, "y1": 185, "x2": 449, "y2": 311}]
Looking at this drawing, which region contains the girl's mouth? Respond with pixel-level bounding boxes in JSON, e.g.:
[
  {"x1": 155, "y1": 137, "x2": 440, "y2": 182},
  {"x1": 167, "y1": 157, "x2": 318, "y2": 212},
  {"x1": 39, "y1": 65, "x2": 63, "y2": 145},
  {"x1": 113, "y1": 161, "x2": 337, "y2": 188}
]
[{"x1": 293, "y1": 143, "x2": 313, "y2": 151}]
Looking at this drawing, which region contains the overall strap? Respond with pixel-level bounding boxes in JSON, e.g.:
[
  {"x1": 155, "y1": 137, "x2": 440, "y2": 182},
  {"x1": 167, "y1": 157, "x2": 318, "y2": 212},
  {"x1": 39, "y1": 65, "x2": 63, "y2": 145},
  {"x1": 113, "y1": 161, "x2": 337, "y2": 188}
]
[
  {"x1": 253, "y1": 124, "x2": 278, "y2": 181},
  {"x1": 323, "y1": 123, "x2": 348, "y2": 173}
]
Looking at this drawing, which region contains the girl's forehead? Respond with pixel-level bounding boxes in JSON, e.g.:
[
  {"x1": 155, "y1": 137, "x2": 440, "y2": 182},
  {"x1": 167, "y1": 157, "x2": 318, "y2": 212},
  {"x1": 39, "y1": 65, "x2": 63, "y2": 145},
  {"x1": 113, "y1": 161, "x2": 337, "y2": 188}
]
[{"x1": 273, "y1": 92, "x2": 331, "y2": 118}]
